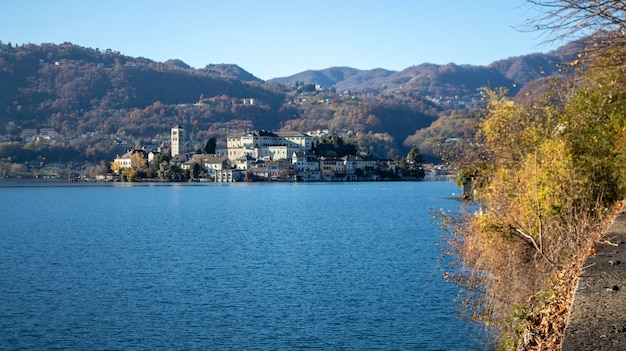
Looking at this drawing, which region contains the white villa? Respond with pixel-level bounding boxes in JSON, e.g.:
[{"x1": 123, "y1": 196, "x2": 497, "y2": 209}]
[
  {"x1": 112, "y1": 149, "x2": 149, "y2": 170},
  {"x1": 223, "y1": 130, "x2": 313, "y2": 163}
]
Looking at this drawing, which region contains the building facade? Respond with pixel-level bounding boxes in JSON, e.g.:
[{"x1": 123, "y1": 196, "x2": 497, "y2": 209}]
[
  {"x1": 292, "y1": 152, "x2": 321, "y2": 181},
  {"x1": 320, "y1": 157, "x2": 346, "y2": 181},
  {"x1": 225, "y1": 130, "x2": 313, "y2": 163},
  {"x1": 171, "y1": 125, "x2": 184, "y2": 157}
]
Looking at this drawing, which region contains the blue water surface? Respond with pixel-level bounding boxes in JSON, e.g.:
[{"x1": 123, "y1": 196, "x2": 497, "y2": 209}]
[{"x1": 0, "y1": 181, "x2": 486, "y2": 350}]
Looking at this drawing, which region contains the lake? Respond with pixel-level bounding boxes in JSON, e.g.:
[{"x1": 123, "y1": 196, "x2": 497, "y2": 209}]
[{"x1": 0, "y1": 181, "x2": 486, "y2": 350}]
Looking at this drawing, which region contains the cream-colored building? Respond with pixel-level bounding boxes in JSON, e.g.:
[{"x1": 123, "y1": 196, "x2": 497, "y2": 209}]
[
  {"x1": 113, "y1": 153, "x2": 133, "y2": 169},
  {"x1": 275, "y1": 131, "x2": 313, "y2": 150},
  {"x1": 320, "y1": 157, "x2": 346, "y2": 181},
  {"x1": 225, "y1": 130, "x2": 313, "y2": 163},
  {"x1": 171, "y1": 125, "x2": 184, "y2": 157},
  {"x1": 112, "y1": 149, "x2": 148, "y2": 170}
]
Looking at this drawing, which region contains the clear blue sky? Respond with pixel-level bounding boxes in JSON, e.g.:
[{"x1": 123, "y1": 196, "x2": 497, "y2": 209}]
[{"x1": 2, "y1": 0, "x2": 557, "y2": 80}]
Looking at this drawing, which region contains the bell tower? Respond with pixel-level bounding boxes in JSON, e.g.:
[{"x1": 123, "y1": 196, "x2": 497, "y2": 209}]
[{"x1": 171, "y1": 124, "x2": 184, "y2": 157}]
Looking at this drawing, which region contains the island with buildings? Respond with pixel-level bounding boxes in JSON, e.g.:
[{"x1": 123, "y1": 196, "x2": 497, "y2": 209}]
[{"x1": 109, "y1": 125, "x2": 444, "y2": 182}]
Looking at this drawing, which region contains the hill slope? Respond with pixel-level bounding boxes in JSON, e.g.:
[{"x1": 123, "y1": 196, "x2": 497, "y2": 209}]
[
  {"x1": 0, "y1": 42, "x2": 278, "y2": 122},
  {"x1": 270, "y1": 39, "x2": 584, "y2": 105},
  {"x1": 0, "y1": 38, "x2": 588, "y2": 163}
]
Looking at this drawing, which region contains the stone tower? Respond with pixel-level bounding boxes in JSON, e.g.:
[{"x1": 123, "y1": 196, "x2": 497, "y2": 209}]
[{"x1": 171, "y1": 125, "x2": 184, "y2": 157}]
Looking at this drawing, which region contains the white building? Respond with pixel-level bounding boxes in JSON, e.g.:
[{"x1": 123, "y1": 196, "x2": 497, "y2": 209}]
[
  {"x1": 203, "y1": 154, "x2": 229, "y2": 177},
  {"x1": 275, "y1": 131, "x2": 313, "y2": 151},
  {"x1": 343, "y1": 155, "x2": 365, "y2": 181},
  {"x1": 225, "y1": 130, "x2": 313, "y2": 163},
  {"x1": 171, "y1": 125, "x2": 184, "y2": 157},
  {"x1": 234, "y1": 154, "x2": 256, "y2": 170},
  {"x1": 292, "y1": 152, "x2": 321, "y2": 181},
  {"x1": 112, "y1": 149, "x2": 148, "y2": 170}
]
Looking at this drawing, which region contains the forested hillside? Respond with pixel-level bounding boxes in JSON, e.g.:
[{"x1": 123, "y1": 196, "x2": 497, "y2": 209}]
[
  {"x1": 0, "y1": 39, "x2": 582, "y2": 164},
  {"x1": 0, "y1": 42, "x2": 284, "y2": 131},
  {"x1": 271, "y1": 39, "x2": 583, "y2": 100}
]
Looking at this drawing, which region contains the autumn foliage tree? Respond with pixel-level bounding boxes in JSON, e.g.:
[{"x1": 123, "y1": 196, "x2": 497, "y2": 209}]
[{"x1": 444, "y1": 12, "x2": 626, "y2": 348}]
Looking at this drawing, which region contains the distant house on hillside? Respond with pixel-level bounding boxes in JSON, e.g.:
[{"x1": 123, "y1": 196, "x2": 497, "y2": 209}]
[
  {"x1": 20, "y1": 129, "x2": 38, "y2": 142},
  {"x1": 39, "y1": 128, "x2": 58, "y2": 140}
]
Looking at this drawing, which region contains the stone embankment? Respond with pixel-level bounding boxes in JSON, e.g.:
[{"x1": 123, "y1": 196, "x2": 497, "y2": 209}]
[{"x1": 561, "y1": 210, "x2": 626, "y2": 350}]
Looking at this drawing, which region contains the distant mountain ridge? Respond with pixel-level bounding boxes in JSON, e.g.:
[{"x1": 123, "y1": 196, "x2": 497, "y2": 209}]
[
  {"x1": 201, "y1": 63, "x2": 264, "y2": 82},
  {"x1": 269, "y1": 67, "x2": 396, "y2": 91},
  {"x1": 270, "y1": 38, "x2": 585, "y2": 99}
]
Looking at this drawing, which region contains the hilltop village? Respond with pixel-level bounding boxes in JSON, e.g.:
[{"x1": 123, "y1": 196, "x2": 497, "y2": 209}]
[{"x1": 109, "y1": 126, "x2": 439, "y2": 182}]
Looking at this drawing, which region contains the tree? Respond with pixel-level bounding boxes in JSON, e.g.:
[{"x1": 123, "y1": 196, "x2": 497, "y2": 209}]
[
  {"x1": 151, "y1": 153, "x2": 171, "y2": 173},
  {"x1": 407, "y1": 147, "x2": 424, "y2": 165},
  {"x1": 444, "y1": 78, "x2": 626, "y2": 348},
  {"x1": 110, "y1": 159, "x2": 121, "y2": 174},
  {"x1": 169, "y1": 163, "x2": 185, "y2": 182},
  {"x1": 130, "y1": 152, "x2": 148, "y2": 178},
  {"x1": 354, "y1": 168, "x2": 364, "y2": 179},
  {"x1": 342, "y1": 143, "x2": 358, "y2": 156},
  {"x1": 98, "y1": 160, "x2": 110, "y2": 175},
  {"x1": 524, "y1": 1, "x2": 626, "y2": 41},
  {"x1": 522, "y1": 0, "x2": 626, "y2": 69},
  {"x1": 121, "y1": 166, "x2": 136, "y2": 182},
  {"x1": 189, "y1": 162, "x2": 201, "y2": 179},
  {"x1": 158, "y1": 161, "x2": 171, "y2": 181},
  {"x1": 401, "y1": 147, "x2": 426, "y2": 180},
  {"x1": 204, "y1": 137, "x2": 217, "y2": 154}
]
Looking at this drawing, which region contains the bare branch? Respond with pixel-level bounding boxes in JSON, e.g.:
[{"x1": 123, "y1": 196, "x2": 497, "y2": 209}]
[{"x1": 519, "y1": 0, "x2": 626, "y2": 50}]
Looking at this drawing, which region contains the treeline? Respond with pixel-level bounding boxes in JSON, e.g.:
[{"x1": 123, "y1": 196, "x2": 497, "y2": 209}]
[{"x1": 0, "y1": 139, "x2": 127, "y2": 164}]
